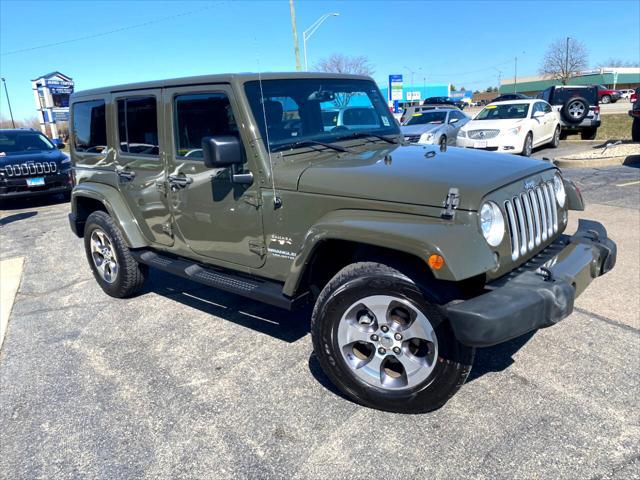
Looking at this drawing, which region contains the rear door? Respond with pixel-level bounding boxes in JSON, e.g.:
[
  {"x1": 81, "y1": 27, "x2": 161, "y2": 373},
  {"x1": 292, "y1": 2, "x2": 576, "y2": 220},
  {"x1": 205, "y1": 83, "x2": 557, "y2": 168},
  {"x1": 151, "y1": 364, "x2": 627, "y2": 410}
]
[{"x1": 112, "y1": 90, "x2": 173, "y2": 246}]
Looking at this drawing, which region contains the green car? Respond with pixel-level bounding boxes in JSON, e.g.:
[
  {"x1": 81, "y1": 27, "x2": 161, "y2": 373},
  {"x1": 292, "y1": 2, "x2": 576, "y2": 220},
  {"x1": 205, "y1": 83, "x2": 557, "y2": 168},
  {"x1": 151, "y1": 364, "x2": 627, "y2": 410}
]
[{"x1": 68, "y1": 73, "x2": 616, "y2": 413}]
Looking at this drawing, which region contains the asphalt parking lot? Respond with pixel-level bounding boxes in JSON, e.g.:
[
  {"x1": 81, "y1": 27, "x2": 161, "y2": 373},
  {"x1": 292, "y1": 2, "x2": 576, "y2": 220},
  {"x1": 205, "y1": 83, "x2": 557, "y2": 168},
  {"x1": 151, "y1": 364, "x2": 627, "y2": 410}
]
[{"x1": 1, "y1": 163, "x2": 639, "y2": 479}]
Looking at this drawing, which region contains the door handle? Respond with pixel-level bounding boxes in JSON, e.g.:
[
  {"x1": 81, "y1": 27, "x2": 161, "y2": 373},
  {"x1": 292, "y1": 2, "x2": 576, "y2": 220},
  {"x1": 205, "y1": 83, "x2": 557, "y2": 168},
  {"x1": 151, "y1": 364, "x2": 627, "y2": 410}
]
[
  {"x1": 168, "y1": 174, "x2": 193, "y2": 191},
  {"x1": 116, "y1": 167, "x2": 135, "y2": 181}
]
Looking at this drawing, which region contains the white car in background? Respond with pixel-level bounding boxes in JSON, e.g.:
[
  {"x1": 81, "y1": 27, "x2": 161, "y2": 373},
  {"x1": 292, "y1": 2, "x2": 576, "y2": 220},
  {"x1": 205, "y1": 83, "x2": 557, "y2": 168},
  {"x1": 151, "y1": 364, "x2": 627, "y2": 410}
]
[{"x1": 456, "y1": 100, "x2": 561, "y2": 156}]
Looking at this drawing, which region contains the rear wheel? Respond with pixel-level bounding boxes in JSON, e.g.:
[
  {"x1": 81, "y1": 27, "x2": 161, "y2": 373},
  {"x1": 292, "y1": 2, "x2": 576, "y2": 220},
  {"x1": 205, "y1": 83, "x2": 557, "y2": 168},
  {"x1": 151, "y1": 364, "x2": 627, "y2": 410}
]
[
  {"x1": 311, "y1": 262, "x2": 474, "y2": 413},
  {"x1": 439, "y1": 135, "x2": 447, "y2": 150},
  {"x1": 580, "y1": 127, "x2": 597, "y2": 140},
  {"x1": 84, "y1": 211, "x2": 148, "y2": 298},
  {"x1": 601, "y1": 94, "x2": 611, "y2": 104},
  {"x1": 521, "y1": 132, "x2": 533, "y2": 156}
]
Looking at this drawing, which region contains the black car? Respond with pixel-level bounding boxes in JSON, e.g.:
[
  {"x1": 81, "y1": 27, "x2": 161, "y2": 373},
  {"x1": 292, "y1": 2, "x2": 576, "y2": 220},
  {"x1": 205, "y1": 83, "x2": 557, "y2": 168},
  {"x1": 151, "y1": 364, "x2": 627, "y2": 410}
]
[
  {"x1": 491, "y1": 93, "x2": 531, "y2": 102},
  {"x1": 0, "y1": 129, "x2": 72, "y2": 202},
  {"x1": 422, "y1": 96, "x2": 466, "y2": 110}
]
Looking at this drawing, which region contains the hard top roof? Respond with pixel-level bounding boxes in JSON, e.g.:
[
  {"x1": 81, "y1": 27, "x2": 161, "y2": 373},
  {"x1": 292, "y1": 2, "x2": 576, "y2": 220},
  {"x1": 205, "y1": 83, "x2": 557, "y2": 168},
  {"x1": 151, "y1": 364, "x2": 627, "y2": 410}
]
[{"x1": 71, "y1": 72, "x2": 373, "y2": 99}]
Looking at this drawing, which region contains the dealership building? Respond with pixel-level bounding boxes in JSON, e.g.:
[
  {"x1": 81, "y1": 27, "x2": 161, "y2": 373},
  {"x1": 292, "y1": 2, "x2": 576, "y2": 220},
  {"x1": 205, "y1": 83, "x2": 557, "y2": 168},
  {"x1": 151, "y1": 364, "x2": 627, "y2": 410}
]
[{"x1": 498, "y1": 67, "x2": 640, "y2": 96}]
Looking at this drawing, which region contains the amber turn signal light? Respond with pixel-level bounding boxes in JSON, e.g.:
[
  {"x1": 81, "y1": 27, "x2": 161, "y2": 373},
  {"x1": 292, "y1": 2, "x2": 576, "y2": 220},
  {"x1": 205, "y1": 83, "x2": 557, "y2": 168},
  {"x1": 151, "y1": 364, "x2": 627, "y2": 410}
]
[{"x1": 428, "y1": 254, "x2": 445, "y2": 270}]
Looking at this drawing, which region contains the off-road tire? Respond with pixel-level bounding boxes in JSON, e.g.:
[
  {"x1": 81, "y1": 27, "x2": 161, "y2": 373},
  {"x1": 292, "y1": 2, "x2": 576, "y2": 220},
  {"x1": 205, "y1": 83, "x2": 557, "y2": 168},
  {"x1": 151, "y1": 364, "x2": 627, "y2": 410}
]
[
  {"x1": 559, "y1": 129, "x2": 568, "y2": 140},
  {"x1": 84, "y1": 211, "x2": 147, "y2": 298},
  {"x1": 561, "y1": 97, "x2": 589, "y2": 124},
  {"x1": 580, "y1": 127, "x2": 597, "y2": 140},
  {"x1": 311, "y1": 262, "x2": 475, "y2": 413}
]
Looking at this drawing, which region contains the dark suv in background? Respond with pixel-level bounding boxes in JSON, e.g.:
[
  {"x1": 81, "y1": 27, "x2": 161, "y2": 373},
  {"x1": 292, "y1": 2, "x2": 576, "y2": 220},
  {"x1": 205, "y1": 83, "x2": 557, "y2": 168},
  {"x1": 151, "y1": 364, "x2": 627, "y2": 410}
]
[
  {"x1": 630, "y1": 87, "x2": 640, "y2": 141},
  {"x1": 0, "y1": 129, "x2": 72, "y2": 203},
  {"x1": 537, "y1": 85, "x2": 600, "y2": 140}
]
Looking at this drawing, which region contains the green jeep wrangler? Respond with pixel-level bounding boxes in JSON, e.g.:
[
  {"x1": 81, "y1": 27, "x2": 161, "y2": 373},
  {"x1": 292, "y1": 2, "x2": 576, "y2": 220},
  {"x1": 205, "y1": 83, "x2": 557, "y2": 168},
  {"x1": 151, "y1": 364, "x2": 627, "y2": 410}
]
[{"x1": 68, "y1": 73, "x2": 616, "y2": 413}]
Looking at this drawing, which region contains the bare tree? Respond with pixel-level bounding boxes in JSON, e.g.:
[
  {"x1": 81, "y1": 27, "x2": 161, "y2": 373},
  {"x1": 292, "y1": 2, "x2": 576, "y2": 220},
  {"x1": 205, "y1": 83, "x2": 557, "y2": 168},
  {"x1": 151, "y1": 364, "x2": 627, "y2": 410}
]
[
  {"x1": 595, "y1": 58, "x2": 640, "y2": 68},
  {"x1": 539, "y1": 38, "x2": 589, "y2": 84},
  {"x1": 314, "y1": 54, "x2": 375, "y2": 107}
]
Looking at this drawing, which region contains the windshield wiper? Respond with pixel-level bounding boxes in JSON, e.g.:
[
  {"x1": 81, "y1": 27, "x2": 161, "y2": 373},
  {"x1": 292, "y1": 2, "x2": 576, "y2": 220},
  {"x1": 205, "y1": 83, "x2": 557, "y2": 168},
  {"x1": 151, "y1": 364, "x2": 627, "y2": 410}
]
[
  {"x1": 335, "y1": 132, "x2": 400, "y2": 144},
  {"x1": 271, "y1": 139, "x2": 349, "y2": 153}
]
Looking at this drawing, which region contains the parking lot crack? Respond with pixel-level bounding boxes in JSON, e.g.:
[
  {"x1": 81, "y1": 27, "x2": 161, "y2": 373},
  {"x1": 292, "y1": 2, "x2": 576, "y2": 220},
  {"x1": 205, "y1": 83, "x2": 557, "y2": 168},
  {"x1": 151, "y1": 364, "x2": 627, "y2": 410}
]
[{"x1": 575, "y1": 307, "x2": 640, "y2": 335}]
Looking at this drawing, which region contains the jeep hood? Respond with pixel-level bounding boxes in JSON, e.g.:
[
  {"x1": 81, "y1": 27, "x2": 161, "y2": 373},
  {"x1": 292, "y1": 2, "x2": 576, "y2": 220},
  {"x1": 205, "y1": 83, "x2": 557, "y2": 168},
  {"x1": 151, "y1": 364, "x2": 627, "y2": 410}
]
[{"x1": 293, "y1": 144, "x2": 554, "y2": 211}]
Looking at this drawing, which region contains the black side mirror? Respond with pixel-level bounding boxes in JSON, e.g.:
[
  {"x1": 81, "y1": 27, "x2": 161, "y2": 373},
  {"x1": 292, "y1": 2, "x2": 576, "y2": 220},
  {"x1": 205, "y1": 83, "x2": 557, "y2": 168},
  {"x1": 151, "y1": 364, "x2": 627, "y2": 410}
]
[
  {"x1": 57, "y1": 143, "x2": 65, "y2": 149},
  {"x1": 202, "y1": 135, "x2": 244, "y2": 168}
]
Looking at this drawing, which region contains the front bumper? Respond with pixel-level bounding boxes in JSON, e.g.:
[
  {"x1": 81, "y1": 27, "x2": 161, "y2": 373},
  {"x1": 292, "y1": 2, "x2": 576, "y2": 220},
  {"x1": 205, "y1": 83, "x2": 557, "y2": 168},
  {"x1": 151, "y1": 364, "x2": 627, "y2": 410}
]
[
  {"x1": 445, "y1": 219, "x2": 616, "y2": 347},
  {"x1": 0, "y1": 172, "x2": 72, "y2": 199},
  {"x1": 456, "y1": 134, "x2": 526, "y2": 154}
]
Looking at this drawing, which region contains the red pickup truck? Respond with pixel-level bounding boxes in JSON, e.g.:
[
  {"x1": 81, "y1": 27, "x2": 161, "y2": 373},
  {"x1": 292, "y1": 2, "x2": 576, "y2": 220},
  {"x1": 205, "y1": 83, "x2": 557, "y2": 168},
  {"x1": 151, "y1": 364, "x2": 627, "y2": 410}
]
[{"x1": 597, "y1": 85, "x2": 621, "y2": 104}]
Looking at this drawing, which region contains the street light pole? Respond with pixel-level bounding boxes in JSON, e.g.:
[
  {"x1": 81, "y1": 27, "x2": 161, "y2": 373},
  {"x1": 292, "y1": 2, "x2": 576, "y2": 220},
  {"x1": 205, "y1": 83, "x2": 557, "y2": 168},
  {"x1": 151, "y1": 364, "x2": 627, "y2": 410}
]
[
  {"x1": 1, "y1": 77, "x2": 16, "y2": 128},
  {"x1": 514, "y1": 56, "x2": 518, "y2": 94},
  {"x1": 289, "y1": 0, "x2": 302, "y2": 71},
  {"x1": 303, "y1": 12, "x2": 339, "y2": 71},
  {"x1": 564, "y1": 37, "x2": 570, "y2": 85}
]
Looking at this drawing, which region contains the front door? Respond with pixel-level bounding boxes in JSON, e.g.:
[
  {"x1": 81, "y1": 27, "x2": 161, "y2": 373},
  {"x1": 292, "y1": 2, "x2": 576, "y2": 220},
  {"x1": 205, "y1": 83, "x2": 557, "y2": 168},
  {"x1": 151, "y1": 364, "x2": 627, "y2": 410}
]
[
  {"x1": 162, "y1": 85, "x2": 265, "y2": 268},
  {"x1": 112, "y1": 89, "x2": 173, "y2": 246}
]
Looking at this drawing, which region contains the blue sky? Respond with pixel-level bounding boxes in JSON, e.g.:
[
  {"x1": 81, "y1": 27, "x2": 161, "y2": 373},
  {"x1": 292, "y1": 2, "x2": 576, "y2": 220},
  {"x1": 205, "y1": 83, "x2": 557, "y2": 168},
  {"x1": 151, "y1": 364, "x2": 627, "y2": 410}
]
[{"x1": 1, "y1": 0, "x2": 638, "y2": 120}]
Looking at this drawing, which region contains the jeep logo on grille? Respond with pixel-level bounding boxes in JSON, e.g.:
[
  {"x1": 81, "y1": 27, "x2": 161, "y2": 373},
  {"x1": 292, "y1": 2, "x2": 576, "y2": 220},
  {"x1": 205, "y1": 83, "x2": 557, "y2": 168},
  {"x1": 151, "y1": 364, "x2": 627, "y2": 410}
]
[
  {"x1": 478, "y1": 131, "x2": 485, "y2": 139},
  {"x1": 524, "y1": 179, "x2": 536, "y2": 190}
]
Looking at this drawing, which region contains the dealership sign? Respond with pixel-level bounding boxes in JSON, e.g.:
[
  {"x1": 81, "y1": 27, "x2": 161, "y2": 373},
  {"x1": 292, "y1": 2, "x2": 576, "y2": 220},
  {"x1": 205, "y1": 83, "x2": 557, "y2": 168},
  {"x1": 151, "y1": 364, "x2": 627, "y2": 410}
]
[{"x1": 388, "y1": 74, "x2": 403, "y2": 101}]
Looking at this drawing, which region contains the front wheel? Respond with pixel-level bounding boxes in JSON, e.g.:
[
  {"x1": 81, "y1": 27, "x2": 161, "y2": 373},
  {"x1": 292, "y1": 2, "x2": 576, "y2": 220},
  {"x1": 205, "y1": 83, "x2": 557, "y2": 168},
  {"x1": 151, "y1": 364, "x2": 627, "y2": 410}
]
[
  {"x1": 601, "y1": 95, "x2": 611, "y2": 104},
  {"x1": 84, "y1": 211, "x2": 148, "y2": 298},
  {"x1": 521, "y1": 132, "x2": 533, "y2": 156},
  {"x1": 311, "y1": 262, "x2": 474, "y2": 413},
  {"x1": 550, "y1": 126, "x2": 561, "y2": 148}
]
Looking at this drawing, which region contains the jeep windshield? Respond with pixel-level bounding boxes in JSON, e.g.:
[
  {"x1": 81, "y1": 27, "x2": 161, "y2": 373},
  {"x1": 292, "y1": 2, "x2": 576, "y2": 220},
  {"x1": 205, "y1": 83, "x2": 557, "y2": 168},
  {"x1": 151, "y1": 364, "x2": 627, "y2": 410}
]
[
  {"x1": 245, "y1": 78, "x2": 400, "y2": 152},
  {"x1": 475, "y1": 103, "x2": 529, "y2": 120},
  {"x1": 0, "y1": 131, "x2": 56, "y2": 155}
]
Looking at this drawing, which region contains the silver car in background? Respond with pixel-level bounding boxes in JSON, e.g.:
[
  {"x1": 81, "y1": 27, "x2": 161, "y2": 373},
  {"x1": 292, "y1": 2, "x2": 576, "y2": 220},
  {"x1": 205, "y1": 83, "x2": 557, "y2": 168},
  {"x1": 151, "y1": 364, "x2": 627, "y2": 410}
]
[{"x1": 400, "y1": 108, "x2": 469, "y2": 148}]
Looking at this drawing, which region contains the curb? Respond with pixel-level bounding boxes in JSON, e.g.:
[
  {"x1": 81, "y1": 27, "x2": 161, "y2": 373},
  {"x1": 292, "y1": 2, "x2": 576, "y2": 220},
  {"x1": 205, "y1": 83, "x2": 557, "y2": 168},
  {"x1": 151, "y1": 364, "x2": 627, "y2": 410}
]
[
  {"x1": 554, "y1": 154, "x2": 640, "y2": 168},
  {"x1": 0, "y1": 257, "x2": 25, "y2": 351}
]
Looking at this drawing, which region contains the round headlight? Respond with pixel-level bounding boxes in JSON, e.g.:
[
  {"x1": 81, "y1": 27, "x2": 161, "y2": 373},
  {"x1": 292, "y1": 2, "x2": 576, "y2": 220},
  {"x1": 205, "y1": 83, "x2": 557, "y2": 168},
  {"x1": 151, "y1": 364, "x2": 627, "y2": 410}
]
[
  {"x1": 479, "y1": 201, "x2": 505, "y2": 247},
  {"x1": 553, "y1": 173, "x2": 566, "y2": 207}
]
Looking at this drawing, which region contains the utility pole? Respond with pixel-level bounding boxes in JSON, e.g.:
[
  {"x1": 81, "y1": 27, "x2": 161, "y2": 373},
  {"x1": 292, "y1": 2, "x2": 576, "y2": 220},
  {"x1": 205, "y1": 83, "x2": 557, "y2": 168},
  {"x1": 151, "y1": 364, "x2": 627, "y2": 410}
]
[
  {"x1": 1, "y1": 77, "x2": 16, "y2": 128},
  {"x1": 289, "y1": 0, "x2": 302, "y2": 71},
  {"x1": 564, "y1": 37, "x2": 570, "y2": 85}
]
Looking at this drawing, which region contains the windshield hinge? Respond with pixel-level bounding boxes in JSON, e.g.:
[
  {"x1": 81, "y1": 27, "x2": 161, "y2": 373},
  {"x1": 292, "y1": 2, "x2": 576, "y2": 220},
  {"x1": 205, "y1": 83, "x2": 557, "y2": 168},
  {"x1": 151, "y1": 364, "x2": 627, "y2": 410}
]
[
  {"x1": 441, "y1": 188, "x2": 460, "y2": 220},
  {"x1": 243, "y1": 192, "x2": 262, "y2": 208},
  {"x1": 249, "y1": 240, "x2": 267, "y2": 256}
]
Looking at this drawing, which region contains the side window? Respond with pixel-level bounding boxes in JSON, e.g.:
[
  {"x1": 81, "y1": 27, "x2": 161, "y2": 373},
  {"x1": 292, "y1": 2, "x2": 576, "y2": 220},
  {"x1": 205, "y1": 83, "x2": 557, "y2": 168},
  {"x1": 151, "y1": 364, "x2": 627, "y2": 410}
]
[
  {"x1": 540, "y1": 88, "x2": 551, "y2": 103},
  {"x1": 543, "y1": 102, "x2": 552, "y2": 113},
  {"x1": 174, "y1": 93, "x2": 239, "y2": 158},
  {"x1": 72, "y1": 100, "x2": 106, "y2": 153},
  {"x1": 117, "y1": 96, "x2": 159, "y2": 156}
]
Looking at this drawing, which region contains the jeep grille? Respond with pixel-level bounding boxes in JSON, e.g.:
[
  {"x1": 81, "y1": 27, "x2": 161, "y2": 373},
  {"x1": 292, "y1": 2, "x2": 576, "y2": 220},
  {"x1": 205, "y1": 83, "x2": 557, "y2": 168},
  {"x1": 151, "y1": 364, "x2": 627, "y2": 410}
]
[
  {"x1": 3, "y1": 162, "x2": 57, "y2": 177},
  {"x1": 504, "y1": 181, "x2": 558, "y2": 261}
]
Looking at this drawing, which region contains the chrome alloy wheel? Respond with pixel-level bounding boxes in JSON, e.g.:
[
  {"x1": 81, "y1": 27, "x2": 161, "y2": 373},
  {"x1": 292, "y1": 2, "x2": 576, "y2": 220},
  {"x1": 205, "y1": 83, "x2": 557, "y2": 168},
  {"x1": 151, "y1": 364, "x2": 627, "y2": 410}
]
[
  {"x1": 567, "y1": 100, "x2": 585, "y2": 119},
  {"x1": 90, "y1": 229, "x2": 119, "y2": 283},
  {"x1": 337, "y1": 295, "x2": 438, "y2": 390}
]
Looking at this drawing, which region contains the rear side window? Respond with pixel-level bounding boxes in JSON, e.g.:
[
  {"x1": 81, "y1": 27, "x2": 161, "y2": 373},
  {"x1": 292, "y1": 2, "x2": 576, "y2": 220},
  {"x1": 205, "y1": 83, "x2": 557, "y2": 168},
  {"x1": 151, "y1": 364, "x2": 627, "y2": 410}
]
[
  {"x1": 174, "y1": 93, "x2": 238, "y2": 158},
  {"x1": 72, "y1": 100, "x2": 107, "y2": 153},
  {"x1": 552, "y1": 87, "x2": 597, "y2": 105},
  {"x1": 117, "y1": 96, "x2": 159, "y2": 155}
]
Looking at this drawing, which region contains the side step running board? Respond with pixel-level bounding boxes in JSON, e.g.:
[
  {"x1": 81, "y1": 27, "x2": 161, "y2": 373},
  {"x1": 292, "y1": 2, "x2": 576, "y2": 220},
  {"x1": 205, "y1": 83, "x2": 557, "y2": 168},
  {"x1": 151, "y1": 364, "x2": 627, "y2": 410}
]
[{"x1": 131, "y1": 250, "x2": 308, "y2": 311}]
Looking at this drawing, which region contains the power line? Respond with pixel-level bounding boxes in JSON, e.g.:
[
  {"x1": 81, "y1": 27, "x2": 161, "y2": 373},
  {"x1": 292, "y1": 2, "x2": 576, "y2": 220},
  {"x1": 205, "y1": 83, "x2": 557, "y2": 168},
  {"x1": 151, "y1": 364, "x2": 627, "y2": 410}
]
[{"x1": 1, "y1": 4, "x2": 218, "y2": 56}]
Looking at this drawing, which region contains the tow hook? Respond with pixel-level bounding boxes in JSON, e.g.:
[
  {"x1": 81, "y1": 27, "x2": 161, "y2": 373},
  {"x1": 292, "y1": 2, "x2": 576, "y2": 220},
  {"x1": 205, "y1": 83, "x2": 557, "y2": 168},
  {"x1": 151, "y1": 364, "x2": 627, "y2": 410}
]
[{"x1": 537, "y1": 266, "x2": 555, "y2": 282}]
